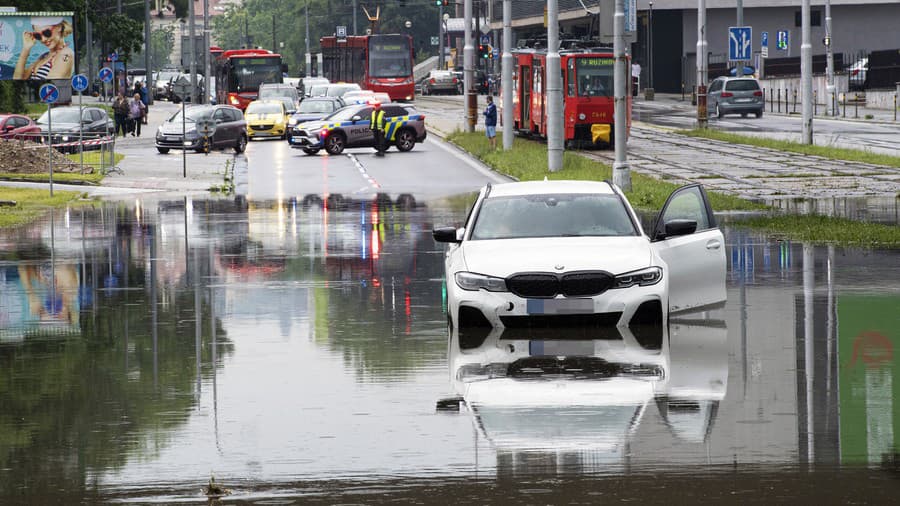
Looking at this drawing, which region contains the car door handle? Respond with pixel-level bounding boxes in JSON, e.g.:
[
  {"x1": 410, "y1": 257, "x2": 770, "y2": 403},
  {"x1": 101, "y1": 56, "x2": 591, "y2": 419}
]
[{"x1": 706, "y1": 239, "x2": 721, "y2": 250}]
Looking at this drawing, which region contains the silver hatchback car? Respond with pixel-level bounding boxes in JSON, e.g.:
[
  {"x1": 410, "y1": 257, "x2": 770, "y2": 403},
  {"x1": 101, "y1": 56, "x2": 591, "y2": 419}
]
[{"x1": 707, "y1": 76, "x2": 764, "y2": 118}]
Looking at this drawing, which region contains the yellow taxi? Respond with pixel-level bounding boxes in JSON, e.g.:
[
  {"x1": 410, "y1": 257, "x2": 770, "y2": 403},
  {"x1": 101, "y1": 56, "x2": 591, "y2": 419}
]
[{"x1": 244, "y1": 100, "x2": 289, "y2": 140}]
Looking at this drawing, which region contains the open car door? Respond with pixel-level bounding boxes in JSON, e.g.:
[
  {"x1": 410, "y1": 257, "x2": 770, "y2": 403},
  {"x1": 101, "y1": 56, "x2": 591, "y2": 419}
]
[{"x1": 649, "y1": 184, "x2": 726, "y2": 313}]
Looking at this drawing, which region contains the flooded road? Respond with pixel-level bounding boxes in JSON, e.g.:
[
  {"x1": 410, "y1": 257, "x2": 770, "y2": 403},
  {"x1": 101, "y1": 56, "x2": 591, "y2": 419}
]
[{"x1": 1, "y1": 194, "x2": 899, "y2": 503}]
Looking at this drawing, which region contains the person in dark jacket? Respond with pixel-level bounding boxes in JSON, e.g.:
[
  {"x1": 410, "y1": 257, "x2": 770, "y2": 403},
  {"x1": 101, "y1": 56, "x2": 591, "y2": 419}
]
[
  {"x1": 112, "y1": 93, "x2": 129, "y2": 137},
  {"x1": 483, "y1": 95, "x2": 497, "y2": 150}
]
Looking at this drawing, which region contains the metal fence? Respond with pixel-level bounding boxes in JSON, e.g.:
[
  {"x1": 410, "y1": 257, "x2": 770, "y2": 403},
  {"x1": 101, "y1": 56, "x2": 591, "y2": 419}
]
[{"x1": 11, "y1": 132, "x2": 122, "y2": 175}]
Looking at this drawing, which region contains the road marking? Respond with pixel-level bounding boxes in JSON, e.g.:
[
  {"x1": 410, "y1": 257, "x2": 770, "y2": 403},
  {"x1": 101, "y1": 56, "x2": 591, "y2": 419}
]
[
  {"x1": 347, "y1": 153, "x2": 381, "y2": 189},
  {"x1": 427, "y1": 135, "x2": 512, "y2": 184}
]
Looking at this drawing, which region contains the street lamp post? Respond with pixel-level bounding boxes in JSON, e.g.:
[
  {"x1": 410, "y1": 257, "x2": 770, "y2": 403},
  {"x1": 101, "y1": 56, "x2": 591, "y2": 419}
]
[{"x1": 648, "y1": 2, "x2": 653, "y2": 92}]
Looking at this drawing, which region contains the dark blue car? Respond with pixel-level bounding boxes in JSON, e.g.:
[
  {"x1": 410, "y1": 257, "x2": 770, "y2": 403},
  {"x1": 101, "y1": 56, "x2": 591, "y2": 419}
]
[{"x1": 286, "y1": 97, "x2": 344, "y2": 142}]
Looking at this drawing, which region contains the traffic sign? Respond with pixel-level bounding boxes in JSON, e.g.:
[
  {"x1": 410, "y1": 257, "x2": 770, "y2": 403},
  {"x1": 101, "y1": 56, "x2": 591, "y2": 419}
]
[
  {"x1": 39, "y1": 84, "x2": 59, "y2": 104},
  {"x1": 777, "y1": 30, "x2": 789, "y2": 51},
  {"x1": 71, "y1": 74, "x2": 89, "y2": 92},
  {"x1": 430, "y1": 36, "x2": 439, "y2": 46},
  {"x1": 761, "y1": 31, "x2": 768, "y2": 47},
  {"x1": 110, "y1": 51, "x2": 118, "y2": 62},
  {"x1": 480, "y1": 34, "x2": 490, "y2": 45},
  {"x1": 492, "y1": 47, "x2": 500, "y2": 59},
  {"x1": 728, "y1": 26, "x2": 752, "y2": 61},
  {"x1": 336, "y1": 26, "x2": 347, "y2": 39},
  {"x1": 99, "y1": 67, "x2": 113, "y2": 83}
]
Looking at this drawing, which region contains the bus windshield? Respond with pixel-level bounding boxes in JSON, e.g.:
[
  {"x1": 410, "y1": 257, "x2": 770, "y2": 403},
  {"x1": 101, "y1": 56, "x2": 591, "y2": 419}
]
[
  {"x1": 575, "y1": 57, "x2": 614, "y2": 97},
  {"x1": 227, "y1": 56, "x2": 283, "y2": 93},
  {"x1": 368, "y1": 35, "x2": 411, "y2": 78}
]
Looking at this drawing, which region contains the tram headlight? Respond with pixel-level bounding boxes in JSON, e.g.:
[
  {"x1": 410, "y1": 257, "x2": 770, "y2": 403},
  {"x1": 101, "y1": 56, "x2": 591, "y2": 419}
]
[{"x1": 578, "y1": 113, "x2": 586, "y2": 121}]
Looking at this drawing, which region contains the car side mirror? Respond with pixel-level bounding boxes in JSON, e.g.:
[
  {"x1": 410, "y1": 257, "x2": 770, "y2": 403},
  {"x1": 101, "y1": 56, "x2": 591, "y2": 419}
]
[
  {"x1": 657, "y1": 219, "x2": 697, "y2": 240},
  {"x1": 3, "y1": 125, "x2": 14, "y2": 132},
  {"x1": 351, "y1": 115, "x2": 361, "y2": 122},
  {"x1": 433, "y1": 226, "x2": 462, "y2": 244}
]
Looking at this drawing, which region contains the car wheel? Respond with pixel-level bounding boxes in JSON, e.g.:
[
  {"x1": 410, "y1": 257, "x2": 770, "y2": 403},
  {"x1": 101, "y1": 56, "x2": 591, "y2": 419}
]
[
  {"x1": 395, "y1": 129, "x2": 416, "y2": 152},
  {"x1": 755, "y1": 110, "x2": 763, "y2": 118},
  {"x1": 324, "y1": 132, "x2": 345, "y2": 155},
  {"x1": 233, "y1": 134, "x2": 247, "y2": 153},
  {"x1": 302, "y1": 148, "x2": 320, "y2": 155},
  {"x1": 741, "y1": 112, "x2": 748, "y2": 118},
  {"x1": 716, "y1": 103, "x2": 724, "y2": 118},
  {"x1": 157, "y1": 147, "x2": 170, "y2": 154}
]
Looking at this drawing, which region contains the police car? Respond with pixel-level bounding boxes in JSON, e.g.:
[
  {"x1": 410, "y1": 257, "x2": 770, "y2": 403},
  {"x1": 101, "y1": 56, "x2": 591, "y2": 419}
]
[{"x1": 288, "y1": 102, "x2": 426, "y2": 155}]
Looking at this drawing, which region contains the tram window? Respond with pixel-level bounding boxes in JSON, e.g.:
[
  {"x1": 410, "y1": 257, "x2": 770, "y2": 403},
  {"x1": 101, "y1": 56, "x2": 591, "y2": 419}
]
[{"x1": 575, "y1": 57, "x2": 614, "y2": 97}]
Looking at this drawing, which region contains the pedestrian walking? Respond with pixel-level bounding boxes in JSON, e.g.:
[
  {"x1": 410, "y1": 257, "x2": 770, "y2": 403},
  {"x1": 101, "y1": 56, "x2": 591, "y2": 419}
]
[
  {"x1": 370, "y1": 102, "x2": 387, "y2": 157},
  {"x1": 139, "y1": 81, "x2": 150, "y2": 123},
  {"x1": 483, "y1": 95, "x2": 497, "y2": 150},
  {"x1": 129, "y1": 93, "x2": 146, "y2": 137},
  {"x1": 112, "y1": 93, "x2": 129, "y2": 137}
]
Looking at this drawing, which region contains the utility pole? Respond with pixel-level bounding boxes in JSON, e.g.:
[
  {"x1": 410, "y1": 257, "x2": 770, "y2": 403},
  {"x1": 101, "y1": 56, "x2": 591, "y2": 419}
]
[
  {"x1": 305, "y1": 0, "x2": 311, "y2": 76},
  {"x1": 438, "y1": 3, "x2": 444, "y2": 72},
  {"x1": 272, "y1": 14, "x2": 276, "y2": 54},
  {"x1": 203, "y1": 0, "x2": 210, "y2": 104},
  {"x1": 696, "y1": 0, "x2": 709, "y2": 129},
  {"x1": 145, "y1": 0, "x2": 152, "y2": 104},
  {"x1": 464, "y1": 0, "x2": 475, "y2": 132},
  {"x1": 86, "y1": 0, "x2": 93, "y2": 97},
  {"x1": 501, "y1": 0, "x2": 512, "y2": 150},
  {"x1": 825, "y1": 0, "x2": 836, "y2": 115},
  {"x1": 546, "y1": 0, "x2": 562, "y2": 172},
  {"x1": 736, "y1": 0, "x2": 743, "y2": 76},
  {"x1": 801, "y1": 0, "x2": 813, "y2": 143},
  {"x1": 189, "y1": 0, "x2": 197, "y2": 104},
  {"x1": 353, "y1": 0, "x2": 358, "y2": 35},
  {"x1": 613, "y1": 0, "x2": 630, "y2": 189}
]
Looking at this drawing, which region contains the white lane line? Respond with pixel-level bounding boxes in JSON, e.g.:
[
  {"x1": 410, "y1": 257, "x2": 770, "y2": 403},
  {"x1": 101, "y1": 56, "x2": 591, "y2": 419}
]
[
  {"x1": 427, "y1": 135, "x2": 513, "y2": 184},
  {"x1": 346, "y1": 153, "x2": 381, "y2": 189}
]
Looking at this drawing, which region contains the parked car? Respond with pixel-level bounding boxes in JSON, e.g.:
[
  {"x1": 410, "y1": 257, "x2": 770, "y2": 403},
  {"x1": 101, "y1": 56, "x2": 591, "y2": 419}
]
[
  {"x1": 288, "y1": 102, "x2": 426, "y2": 155},
  {"x1": 35, "y1": 106, "x2": 114, "y2": 151},
  {"x1": 244, "y1": 100, "x2": 289, "y2": 140},
  {"x1": 432, "y1": 180, "x2": 726, "y2": 332},
  {"x1": 324, "y1": 83, "x2": 362, "y2": 99},
  {"x1": 419, "y1": 70, "x2": 459, "y2": 95},
  {"x1": 707, "y1": 76, "x2": 764, "y2": 118},
  {"x1": 847, "y1": 57, "x2": 868, "y2": 91},
  {"x1": 0, "y1": 113, "x2": 41, "y2": 141},
  {"x1": 286, "y1": 96, "x2": 344, "y2": 142},
  {"x1": 155, "y1": 104, "x2": 247, "y2": 154},
  {"x1": 258, "y1": 83, "x2": 300, "y2": 112}
]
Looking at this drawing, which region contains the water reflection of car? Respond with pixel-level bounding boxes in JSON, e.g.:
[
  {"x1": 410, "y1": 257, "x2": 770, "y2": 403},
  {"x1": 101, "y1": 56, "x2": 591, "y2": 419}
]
[
  {"x1": 286, "y1": 97, "x2": 344, "y2": 143},
  {"x1": 156, "y1": 104, "x2": 247, "y2": 154},
  {"x1": 433, "y1": 181, "x2": 726, "y2": 333},
  {"x1": 289, "y1": 102, "x2": 426, "y2": 155},
  {"x1": 244, "y1": 100, "x2": 289, "y2": 140}
]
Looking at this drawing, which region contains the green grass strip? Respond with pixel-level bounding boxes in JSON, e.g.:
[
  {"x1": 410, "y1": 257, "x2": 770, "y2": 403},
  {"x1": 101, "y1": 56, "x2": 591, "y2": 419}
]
[
  {"x1": 444, "y1": 130, "x2": 900, "y2": 248},
  {"x1": 0, "y1": 187, "x2": 93, "y2": 228},
  {"x1": 678, "y1": 128, "x2": 900, "y2": 168}
]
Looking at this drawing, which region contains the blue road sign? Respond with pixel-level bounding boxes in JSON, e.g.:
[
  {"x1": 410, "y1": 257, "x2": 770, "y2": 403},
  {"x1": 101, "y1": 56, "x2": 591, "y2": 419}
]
[
  {"x1": 39, "y1": 84, "x2": 59, "y2": 104},
  {"x1": 761, "y1": 31, "x2": 768, "y2": 48},
  {"x1": 480, "y1": 34, "x2": 491, "y2": 45},
  {"x1": 492, "y1": 47, "x2": 500, "y2": 59},
  {"x1": 777, "y1": 30, "x2": 789, "y2": 50},
  {"x1": 99, "y1": 67, "x2": 113, "y2": 83},
  {"x1": 728, "y1": 26, "x2": 752, "y2": 61},
  {"x1": 110, "y1": 51, "x2": 118, "y2": 61},
  {"x1": 71, "y1": 74, "x2": 89, "y2": 92}
]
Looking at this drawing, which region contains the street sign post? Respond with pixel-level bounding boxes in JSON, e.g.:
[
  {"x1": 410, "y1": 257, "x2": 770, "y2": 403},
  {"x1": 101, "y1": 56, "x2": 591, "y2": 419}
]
[
  {"x1": 728, "y1": 26, "x2": 752, "y2": 61},
  {"x1": 39, "y1": 84, "x2": 60, "y2": 196},
  {"x1": 761, "y1": 31, "x2": 769, "y2": 58},
  {"x1": 480, "y1": 34, "x2": 490, "y2": 45},
  {"x1": 72, "y1": 74, "x2": 89, "y2": 170},
  {"x1": 777, "y1": 30, "x2": 789, "y2": 52},
  {"x1": 336, "y1": 25, "x2": 347, "y2": 41},
  {"x1": 99, "y1": 67, "x2": 114, "y2": 102}
]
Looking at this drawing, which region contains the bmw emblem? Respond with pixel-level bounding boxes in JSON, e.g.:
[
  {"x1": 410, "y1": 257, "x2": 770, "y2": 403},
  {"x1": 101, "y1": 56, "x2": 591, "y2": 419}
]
[{"x1": 555, "y1": 264, "x2": 565, "y2": 271}]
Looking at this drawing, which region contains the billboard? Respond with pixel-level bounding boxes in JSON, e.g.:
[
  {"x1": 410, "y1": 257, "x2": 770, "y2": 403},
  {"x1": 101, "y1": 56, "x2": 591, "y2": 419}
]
[{"x1": 0, "y1": 12, "x2": 75, "y2": 81}]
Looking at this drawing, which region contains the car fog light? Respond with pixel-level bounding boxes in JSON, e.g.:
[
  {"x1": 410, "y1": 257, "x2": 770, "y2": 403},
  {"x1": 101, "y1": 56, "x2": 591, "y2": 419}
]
[{"x1": 183, "y1": 141, "x2": 193, "y2": 146}]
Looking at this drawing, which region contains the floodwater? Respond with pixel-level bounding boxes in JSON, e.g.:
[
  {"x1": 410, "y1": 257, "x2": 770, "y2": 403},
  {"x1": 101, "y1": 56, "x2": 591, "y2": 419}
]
[{"x1": 1, "y1": 194, "x2": 899, "y2": 504}]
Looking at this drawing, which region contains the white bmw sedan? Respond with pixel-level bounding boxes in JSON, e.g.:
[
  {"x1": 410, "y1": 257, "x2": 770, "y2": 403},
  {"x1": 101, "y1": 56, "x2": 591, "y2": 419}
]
[{"x1": 433, "y1": 180, "x2": 726, "y2": 332}]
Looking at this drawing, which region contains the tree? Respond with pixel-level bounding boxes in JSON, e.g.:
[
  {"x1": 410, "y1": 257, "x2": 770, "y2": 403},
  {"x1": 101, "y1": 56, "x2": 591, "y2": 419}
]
[
  {"x1": 150, "y1": 26, "x2": 176, "y2": 68},
  {"x1": 92, "y1": 13, "x2": 144, "y2": 61}
]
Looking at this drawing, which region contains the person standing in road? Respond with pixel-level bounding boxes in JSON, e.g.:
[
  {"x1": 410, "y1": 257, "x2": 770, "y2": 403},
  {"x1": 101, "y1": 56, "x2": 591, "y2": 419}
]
[
  {"x1": 113, "y1": 93, "x2": 129, "y2": 137},
  {"x1": 483, "y1": 95, "x2": 497, "y2": 150},
  {"x1": 129, "y1": 93, "x2": 146, "y2": 137},
  {"x1": 370, "y1": 102, "x2": 387, "y2": 157}
]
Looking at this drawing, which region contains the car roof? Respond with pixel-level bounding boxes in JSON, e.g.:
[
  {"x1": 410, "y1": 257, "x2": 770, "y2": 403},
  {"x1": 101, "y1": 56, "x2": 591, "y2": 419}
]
[{"x1": 486, "y1": 180, "x2": 616, "y2": 198}]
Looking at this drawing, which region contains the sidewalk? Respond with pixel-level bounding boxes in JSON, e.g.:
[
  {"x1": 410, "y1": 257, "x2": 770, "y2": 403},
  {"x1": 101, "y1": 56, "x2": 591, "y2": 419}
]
[{"x1": 84, "y1": 96, "x2": 240, "y2": 195}]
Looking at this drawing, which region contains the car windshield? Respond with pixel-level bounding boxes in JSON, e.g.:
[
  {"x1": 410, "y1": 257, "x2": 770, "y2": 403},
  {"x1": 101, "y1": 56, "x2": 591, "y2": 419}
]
[
  {"x1": 259, "y1": 88, "x2": 295, "y2": 100},
  {"x1": 326, "y1": 85, "x2": 360, "y2": 97},
  {"x1": 308, "y1": 85, "x2": 328, "y2": 96},
  {"x1": 168, "y1": 106, "x2": 213, "y2": 123},
  {"x1": 247, "y1": 103, "x2": 283, "y2": 114},
  {"x1": 470, "y1": 194, "x2": 637, "y2": 240},
  {"x1": 324, "y1": 106, "x2": 367, "y2": 122},
  {"x1": 37, "y1": 109, "x2": 83, "y2": 124},
  {"x1": 299, "y1": 100, "x2": 337, "y2": 113},
  {"x1": 725, "y1": 79, "x2": 760, "y2": 91}
]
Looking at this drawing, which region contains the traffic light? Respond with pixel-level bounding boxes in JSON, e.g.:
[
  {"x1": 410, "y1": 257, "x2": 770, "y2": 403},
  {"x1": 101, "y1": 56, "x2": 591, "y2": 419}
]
[
  {"x1": 479, "y1": 44, "x2": 489, "y2": 59},
  {"x1": 434, "y1": 0, "x2": 449, "y2": 6},
  {"x1": 487, "y1": 45, "x2": 493, "y2": 59}
]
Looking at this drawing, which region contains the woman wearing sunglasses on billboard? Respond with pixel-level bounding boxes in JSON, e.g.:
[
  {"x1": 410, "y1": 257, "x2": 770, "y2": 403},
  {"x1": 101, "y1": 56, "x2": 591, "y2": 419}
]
[{"x1": 13, "y1": 16, "x2": 74, "y2": 80}]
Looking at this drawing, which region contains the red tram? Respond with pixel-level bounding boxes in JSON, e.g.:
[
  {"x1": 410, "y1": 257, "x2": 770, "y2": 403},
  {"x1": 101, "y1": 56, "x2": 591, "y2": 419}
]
[
  {"x1": 508, "y1": 47, "x2": 631, "y2": 147},
  {"x1": 320, "y1": 34, "x2": 416, "y2": 102}
]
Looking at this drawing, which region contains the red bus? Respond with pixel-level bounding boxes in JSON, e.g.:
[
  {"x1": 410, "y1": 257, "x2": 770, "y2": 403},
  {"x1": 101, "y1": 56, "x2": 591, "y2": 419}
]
[
  {"x1": 320, "y1": 34, "x2": 415, "y2": 101},
  {"x1": 214, "y1": 48, "x2": 285, "y2": 110},
  {"x1": 509, "y1": 47, "x2": 631, "y2": 148}
]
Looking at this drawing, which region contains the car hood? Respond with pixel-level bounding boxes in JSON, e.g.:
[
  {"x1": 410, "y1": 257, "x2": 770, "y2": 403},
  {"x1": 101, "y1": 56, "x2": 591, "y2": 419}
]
[
  {"x1": 246, "y1": 113, "x2": 285, "y2": 123},
  {"x1": 159, "y1": 120, "x2": 195, "y2": 134},
  {"x1": 296, "y1": 119, "x2": 330, "y2": 131},
  {"x1": 38, "y1": 122, "x2": 83, "y2": 132},
  {"x1": 460, "y1": 236, "x2": 652, "y2": 277},
  {"x1": 291, "y1": 113, "x2": 327, "y2": 123}
]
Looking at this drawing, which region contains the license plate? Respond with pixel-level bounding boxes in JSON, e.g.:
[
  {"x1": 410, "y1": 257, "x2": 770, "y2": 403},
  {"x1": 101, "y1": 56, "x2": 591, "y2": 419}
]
[
  {"x1": 735, "y1": 98, "x2": 752, "y2": 103},
  {"x1": 165, "y1": 136, "x2": 178, "y2": 141},
  {"x1": 529, "y1": 340, "x2": 596, "y2": 356},
  {"x1": 526, "y1": 298, "x2": 593, "y2": 315}
]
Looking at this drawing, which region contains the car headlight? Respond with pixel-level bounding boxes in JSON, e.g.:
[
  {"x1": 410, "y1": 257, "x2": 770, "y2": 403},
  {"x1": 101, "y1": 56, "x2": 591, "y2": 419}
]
[
  {"x1": 455, "y1": 272, "x2": 508, "y2": 292},
  {"x1": 613, "y1": 267, "x2": 662, "y2": 289},
  {"x1": 289, "y1": 118, "x2": 299, "y2": 126},
  {"x1": 578, "y1": 113, "x2": 586, "y2": 121}
]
